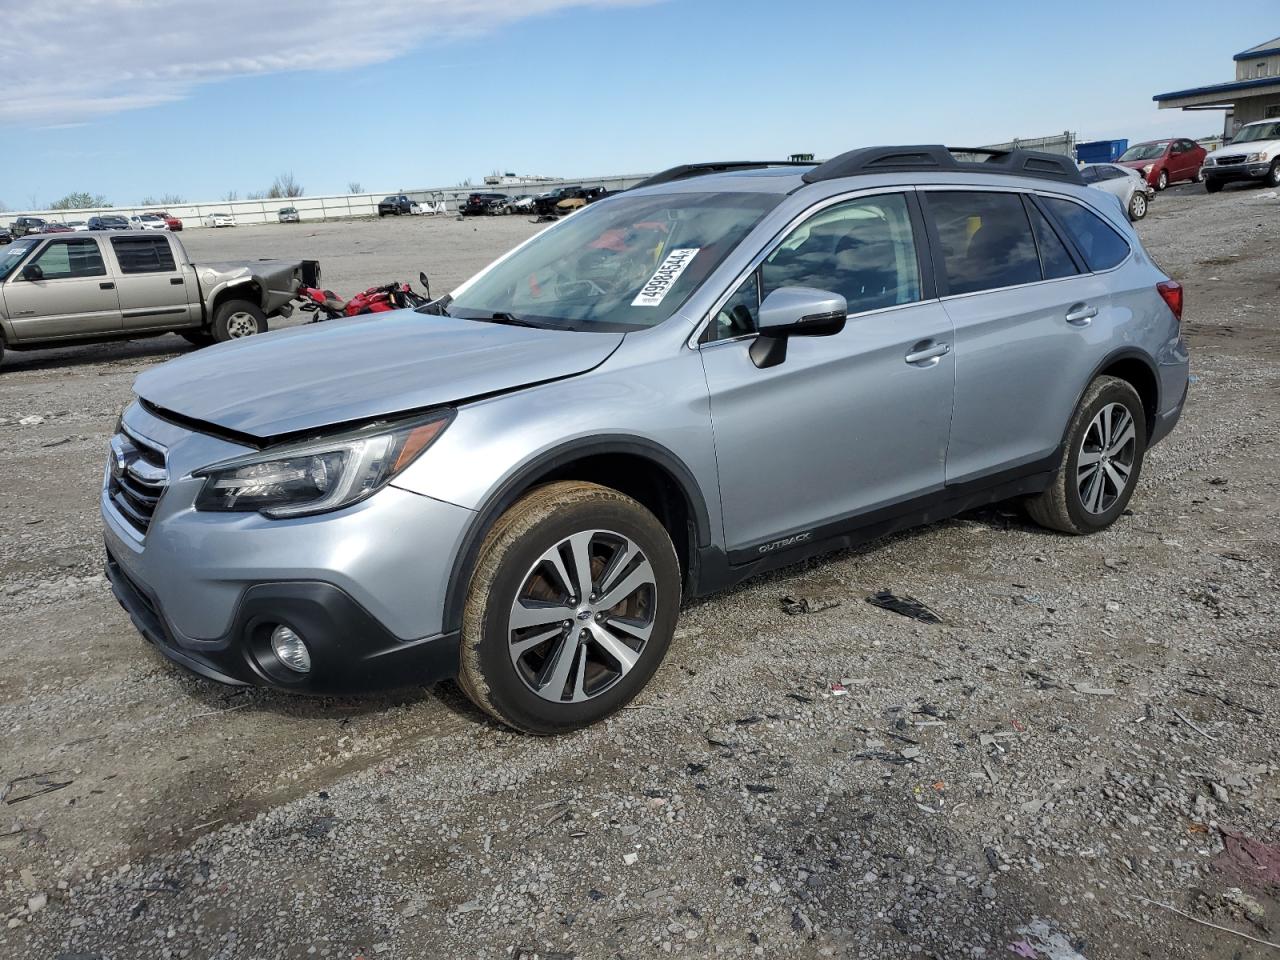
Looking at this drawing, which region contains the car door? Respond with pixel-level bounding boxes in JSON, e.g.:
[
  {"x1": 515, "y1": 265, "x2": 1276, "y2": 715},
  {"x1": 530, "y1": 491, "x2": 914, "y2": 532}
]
[
  {"x1": 1, "y1": 236, "x2": 122, "y2": 342},
  {"x1": 921, "y1": 188, "x2": 1113, "y2": 484},
  {"x1": 106, "y1": 234, "x2": 199, "y2": 330},
  {"x1": 699, "y1": 190, "x2": 955, "y2": 557}
]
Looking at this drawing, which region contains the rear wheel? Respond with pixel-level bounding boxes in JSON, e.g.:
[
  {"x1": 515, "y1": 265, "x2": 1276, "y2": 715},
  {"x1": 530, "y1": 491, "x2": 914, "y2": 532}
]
[
  {"x1": 180, "y1": 329, "x2": 215, "y2": 347},
  {"x1": 457, "y1": 481, "x2": 681, "y2": 734},
  {"x1": 1128, "y1": 190, "x2": 1148, "y2": 221},
  {"x1": 1025, "y1": 376, "x2": 1146, "y2": 535},
  {"x1": 212, "y1": 300, "x2": 267, "y2": 342}
]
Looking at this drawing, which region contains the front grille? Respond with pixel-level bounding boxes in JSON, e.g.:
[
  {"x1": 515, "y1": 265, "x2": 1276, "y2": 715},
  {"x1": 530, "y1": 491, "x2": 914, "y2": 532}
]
[
  {"x1": 106, "y1": 427, "x2": 168, "y2": 535},
  {"x1": 1215, "y1": 154, "x2": 1246, "y2": 166}
]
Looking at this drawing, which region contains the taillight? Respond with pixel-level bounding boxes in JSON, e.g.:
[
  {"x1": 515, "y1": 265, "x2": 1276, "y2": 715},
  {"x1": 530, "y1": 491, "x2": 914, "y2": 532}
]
[{"x1": 1156, "y1": 280, "x2": 1183, "y2": 324}]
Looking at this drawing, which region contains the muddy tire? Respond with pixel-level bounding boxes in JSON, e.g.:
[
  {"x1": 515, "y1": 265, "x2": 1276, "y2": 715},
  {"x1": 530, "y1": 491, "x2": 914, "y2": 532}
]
[
  {"x1": 212, "y1": 300, "x2": 266, "y2": 342},
  {"x1": 457, "y1": 481, "x2": 681, "y2": 735},
  {"x1": 1025, "y1": 376, "x2": 1147, "y2": 535}
]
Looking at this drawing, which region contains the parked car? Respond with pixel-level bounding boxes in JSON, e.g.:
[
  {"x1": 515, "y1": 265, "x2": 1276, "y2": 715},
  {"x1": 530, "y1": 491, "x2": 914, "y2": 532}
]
[
  {"x1": 65, "y1": 221, "x2": 90, "y2": 232},
  {"x1": 278, "y1": 206, "x2": 301, "y2": 223},
  {"x1": 461, "y1": 193, "x2": 509, "y2": 216},
  {"x1": 130, "y1": 214, "x2": 169, "y2": 231},
  {"x1": 377, "y1": 195, "x2": 420, "y2": 216},
  {"x1": 1080, "y1": 163, "x2": 1154, "y2": 221},
  {"x1": 0, "y1": 228, "x2": 11, "y2": 245},
  {"x1": 9, "y1": 217, "x2": 48, "y2": 238},
  {"x1": 1116, "y1": 138, "x2": 1206, "y2": 190},
  {"x1": 160, "y1": 213, "x2": 184, "y2": 232},
  {"x1": 532, "y1": 185, "x2": 584, "y2": 216},
  {"x1": 88, "y1": 215, "x2": 131, "y2": 231},
  {"x1": 504, "y1": 195, "x2": 536, "y2": 215},
  {"x1": 0, "y1": 230, "x2": 318, "y2": 364},
  {"x1": 38, "y1": 222, "x2": 74, "y2": 234},
  {"x1": 100, "y1": 145, "x2": 1188, "y2": 734},
  {"x1": 202, "y1": 212, "x2": 237, "y2": 228},
  {"x1": 1201, "y1": 120, "x2": 1280, "y2": 192},
  {"x1": 555, "y1": 186, "x2": 609, "y2": 215}
]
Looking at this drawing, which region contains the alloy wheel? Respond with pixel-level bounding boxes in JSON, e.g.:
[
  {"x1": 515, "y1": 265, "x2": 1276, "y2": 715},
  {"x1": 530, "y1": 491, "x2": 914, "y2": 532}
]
[
  {"x1": 225, "y1": 312, "x2": 259, "y2": 338},
  {"x1": 1076, "y1": 402, "x2": 1137, "y2": 515},
  {"x1": 1130, "y1": 193, "x2": 1147, "y2": 219},
  {"x1": 507, "y1": 529, "x2": 657, "y2": 704}
]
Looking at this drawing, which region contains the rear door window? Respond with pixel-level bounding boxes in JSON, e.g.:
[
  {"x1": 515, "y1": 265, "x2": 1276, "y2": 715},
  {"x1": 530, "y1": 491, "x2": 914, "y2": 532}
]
[
  {"x1": 110, "y1": 236, "x2": 177, "y2": 274},
  {"x1": 1041, "y1": 198, "x2": 1131, "y2": 272},
  {"x1": 926, "y1": 191, "x2": 1041, "y2": 295}
]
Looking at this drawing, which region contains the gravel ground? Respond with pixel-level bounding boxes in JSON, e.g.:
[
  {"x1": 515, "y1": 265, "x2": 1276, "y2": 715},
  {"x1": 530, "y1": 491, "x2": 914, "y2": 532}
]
[{"x1": 1, "y1": 190, "x2": 1277, "y2": 960}]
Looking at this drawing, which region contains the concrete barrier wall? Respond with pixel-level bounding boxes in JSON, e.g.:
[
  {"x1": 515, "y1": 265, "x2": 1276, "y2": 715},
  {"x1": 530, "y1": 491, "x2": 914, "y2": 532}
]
[{"x1": 6, "y1": 174, "x2": 655, "y2": 229}]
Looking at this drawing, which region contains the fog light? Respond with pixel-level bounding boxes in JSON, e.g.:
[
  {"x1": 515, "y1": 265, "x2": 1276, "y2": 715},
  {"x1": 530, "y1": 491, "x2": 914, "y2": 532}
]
[{"x1": 269, "y1": 625, "x2": 311, "y2": 673}]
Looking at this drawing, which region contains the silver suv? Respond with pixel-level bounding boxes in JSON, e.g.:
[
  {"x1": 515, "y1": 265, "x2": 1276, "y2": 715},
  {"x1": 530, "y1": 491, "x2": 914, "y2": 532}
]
[{"x1": 102, "y1": 146, "x2": 1189, "y2": 734}]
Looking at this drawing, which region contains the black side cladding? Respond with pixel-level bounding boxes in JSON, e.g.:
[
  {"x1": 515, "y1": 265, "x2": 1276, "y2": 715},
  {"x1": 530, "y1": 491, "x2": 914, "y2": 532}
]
[{"x1": 802, "y1": 145, "x2": 1086, "y2": 187}]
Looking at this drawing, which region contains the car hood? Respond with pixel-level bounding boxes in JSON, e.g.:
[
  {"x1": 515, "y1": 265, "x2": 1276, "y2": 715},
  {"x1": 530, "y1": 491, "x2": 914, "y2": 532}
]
[
  {"x1": 134, "y1": 311, "x2": 625, "y2": 440},
  {"x1": 1206, "y1": 138, "x2": 1280, "y2": 159},
  {"x1": 1116, "y1": 159, "x2": 1161, "y2": 170}
]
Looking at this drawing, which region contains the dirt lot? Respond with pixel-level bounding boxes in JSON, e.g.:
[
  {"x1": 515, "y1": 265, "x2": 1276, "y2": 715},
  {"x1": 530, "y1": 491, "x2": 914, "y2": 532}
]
[{"x1": 1, "y1": 191, "x2": 1278, "y2": 960}]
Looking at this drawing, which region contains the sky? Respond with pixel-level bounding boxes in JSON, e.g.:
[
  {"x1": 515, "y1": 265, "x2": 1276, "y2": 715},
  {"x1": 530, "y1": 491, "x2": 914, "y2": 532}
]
[{"x1": 0, "y1": 0, "x2": 1265, "y2": 209}]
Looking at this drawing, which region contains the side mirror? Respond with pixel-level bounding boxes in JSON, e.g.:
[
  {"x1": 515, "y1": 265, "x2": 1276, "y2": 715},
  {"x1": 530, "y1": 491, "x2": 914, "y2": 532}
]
[
  {"x1": 750, "y1": 286, "x2": 847, "y2": 368},
  {"x1": 22, "y1": 263, "x2": 44, "y2": 282},
  {"x1": 419, "y1": 271, "x2": 431, "y2": 300}
]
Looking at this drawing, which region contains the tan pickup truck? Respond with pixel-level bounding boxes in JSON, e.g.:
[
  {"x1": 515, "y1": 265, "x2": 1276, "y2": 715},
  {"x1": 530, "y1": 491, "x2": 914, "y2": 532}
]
[{"x1": 0, "y1": 230, "x2": 318, "y2": 365}]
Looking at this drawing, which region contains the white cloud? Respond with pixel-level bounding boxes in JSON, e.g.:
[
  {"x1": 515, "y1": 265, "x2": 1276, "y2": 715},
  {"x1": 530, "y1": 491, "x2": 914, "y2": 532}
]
[{"x1": 0, "y1": 0, "x2": 655, "y2": 127}]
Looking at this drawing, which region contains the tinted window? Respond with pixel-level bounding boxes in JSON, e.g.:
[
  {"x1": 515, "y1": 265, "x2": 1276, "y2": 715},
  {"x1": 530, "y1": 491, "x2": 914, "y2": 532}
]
[
  {"x1": 111, "y1": 236, "x2": 177, "y2": 274},
  {"x1": 1042, "y1": 198, "x2": 1130, "y2": 272},
  {"x1": 761, "y1": 193, "x2": 920, "y2": 314},
  {"x1": 1097, "y1": 166, "x2": 1128, "y2": 181},
  {"x1": 1027, "y1": 205, "x2": 1078, "y2": 280},
  {"x1": 1078, "y1": 166, "x2": 1098, "y2": 183},
  {"x1": 31, "y1": 239, "x2": 106, "y2": 279},
  {"x1": 928, "y1": 191, "x2": 1040, "y2": 295}
]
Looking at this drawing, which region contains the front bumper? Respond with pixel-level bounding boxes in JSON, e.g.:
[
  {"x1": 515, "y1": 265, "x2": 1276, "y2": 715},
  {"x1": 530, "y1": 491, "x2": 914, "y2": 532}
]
[{"x1": 1203, "y1": 161, "x2": 1270, "y2": 184}]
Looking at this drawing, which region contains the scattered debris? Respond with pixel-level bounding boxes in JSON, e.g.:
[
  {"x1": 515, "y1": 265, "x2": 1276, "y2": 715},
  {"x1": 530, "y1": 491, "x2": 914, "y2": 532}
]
[
  {"x1": 1071, "y1": 684, "x2": 1116, "y2": 697},
  {"x1": 780, "y1": 595, "x2": 841, "y2": 615},
  {"x1": 1130, "y1": 895, "x2": 1280, "y2": 951},
  {"x1": 829, "y1": 682, "x2": 848, "y2": 697},
  {"x1": 1011, "y1": 918, "x2": 1088, "y2": 960},
  {"x1": 866, "y1": 590, "x2": 943, "y2": 624},
  {"x1": 18, "y1": 415, "x2": 44, "y2": 426},
  {"x1": 2, "y1": 771, "x2": 74, "y2": 805},
  {"x1": 1213, "y1": 829, "x2": 1280, "y2": 891},
  {"x1": 1172, "y1": 707, "x2": 1217, "y2": 743}
]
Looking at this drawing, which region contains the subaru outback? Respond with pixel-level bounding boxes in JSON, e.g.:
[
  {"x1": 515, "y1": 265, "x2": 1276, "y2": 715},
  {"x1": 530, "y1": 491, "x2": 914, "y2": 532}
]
[{"x1": 102, "y1": 145, "x2": 1189, "y2": 734}]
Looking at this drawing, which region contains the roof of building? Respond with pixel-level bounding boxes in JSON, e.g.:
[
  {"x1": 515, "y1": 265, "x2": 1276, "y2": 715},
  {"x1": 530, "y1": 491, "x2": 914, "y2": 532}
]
[
  {"x1": 1235, "y1": 36, "x2": 1280, "y2": 60},
  {"x1": 1153, "y1": 75, "x2": 1280, "y2": 102}
]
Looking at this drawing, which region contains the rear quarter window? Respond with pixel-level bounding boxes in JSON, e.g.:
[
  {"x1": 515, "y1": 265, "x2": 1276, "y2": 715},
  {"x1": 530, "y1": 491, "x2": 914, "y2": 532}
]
[{"x1": 1041, "y1": 197, "x2": 1131, "y2": 272}]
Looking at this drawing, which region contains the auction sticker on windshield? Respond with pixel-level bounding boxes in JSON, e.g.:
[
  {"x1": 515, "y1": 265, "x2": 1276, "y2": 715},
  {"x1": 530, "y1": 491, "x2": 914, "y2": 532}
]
[{"x1": 632, "y1": 248, "x2": 699, "y2": 307}]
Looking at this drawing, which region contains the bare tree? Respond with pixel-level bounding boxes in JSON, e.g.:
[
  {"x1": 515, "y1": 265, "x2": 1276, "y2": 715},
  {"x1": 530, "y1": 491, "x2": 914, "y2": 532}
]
[
  {"x1": 141, "y1": 193, "x2": 185, "y2": 206},
  {"x1": 223, "y1": 190, "x2": 240, "y2": 202},
  {"x1": 267, "y1": 172, "x2": 304, "y2": 200},
  {"x1": 246, "y1": 191, "x2": 267, "y2": 200},
  {"x1": 348, "y1": 181, "x2": 364, "y2": 194}
]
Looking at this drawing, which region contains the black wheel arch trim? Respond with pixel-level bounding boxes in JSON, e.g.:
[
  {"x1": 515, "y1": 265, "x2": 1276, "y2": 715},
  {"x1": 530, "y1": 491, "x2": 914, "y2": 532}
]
[
  {"x1": 1053, "y1": 347, "x2": 1161, "y2": 468},
  {"x1": 441, "y1": 435, "x2": 713, "y2": 635}
]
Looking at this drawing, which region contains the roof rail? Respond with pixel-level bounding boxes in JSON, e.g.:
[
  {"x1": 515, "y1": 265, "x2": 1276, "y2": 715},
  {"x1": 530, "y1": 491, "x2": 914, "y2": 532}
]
[
  {"x1": 802, "y1": 145, "x2": 1085, "y2": 186},
  {"x1": 631, "y1": 161, "x2": 815, "y2": 190}
]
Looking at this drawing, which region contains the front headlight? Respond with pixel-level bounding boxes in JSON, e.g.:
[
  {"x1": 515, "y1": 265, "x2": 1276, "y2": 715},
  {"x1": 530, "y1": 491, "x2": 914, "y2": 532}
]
[
  {"x1": 1141, "y1": 164, "x2": 1154, "y2": 175},
  {"x1": 1246, "y1": 151, "x2": 1270, "y2": 162},
  {"x1": 193, "y1": 412, "x2": 451, "y2": 518}
]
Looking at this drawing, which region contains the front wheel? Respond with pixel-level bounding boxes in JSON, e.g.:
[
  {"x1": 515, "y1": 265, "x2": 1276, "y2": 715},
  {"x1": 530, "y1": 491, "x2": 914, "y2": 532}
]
[
  {"x1": 457, "y1": 481, "x2": 681, "y2": 734},
  {"x1": 1205, "y1": 178, "x2": 1223, "y2": 194},
  {"x1": 1266, "y1": 159, "x2": 1280, "y2": 188},
  {"x1": 1128, "y1": 190, "x2": 1148, "y2": 221},
  {"x1": 212, "y1": 300, "x2": 267, "y2": 342},
  {"x1": 1025, "y1": 376, "x2": 1147, "y2": 535},
  {"x1": 1156, "y1": 169, "x2": 1169, "y2": 191}
]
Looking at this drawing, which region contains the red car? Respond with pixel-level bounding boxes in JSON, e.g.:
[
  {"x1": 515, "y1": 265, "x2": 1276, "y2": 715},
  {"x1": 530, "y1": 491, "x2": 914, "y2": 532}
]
[
  {"x1": 159, "y1": 212, "x2": 183, "y2": 231},
  {"x1": 37, "y1": 223, "x2": 74, "y2": 234},
  {"x1": 1116, "y1": 138, "x2": 1206, "y2": 190}
]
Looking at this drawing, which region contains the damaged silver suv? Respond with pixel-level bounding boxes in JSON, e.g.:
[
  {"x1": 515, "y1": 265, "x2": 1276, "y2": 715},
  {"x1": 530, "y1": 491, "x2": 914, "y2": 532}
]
[{"x1": 103, "y1": 146, "x2": 1189, "y2": 733}]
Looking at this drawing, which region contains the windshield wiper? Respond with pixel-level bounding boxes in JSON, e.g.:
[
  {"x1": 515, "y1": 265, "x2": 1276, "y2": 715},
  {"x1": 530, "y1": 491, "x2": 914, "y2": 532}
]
[{"x1": 475, "y1": 312, "x2": 541, "y2": 328}]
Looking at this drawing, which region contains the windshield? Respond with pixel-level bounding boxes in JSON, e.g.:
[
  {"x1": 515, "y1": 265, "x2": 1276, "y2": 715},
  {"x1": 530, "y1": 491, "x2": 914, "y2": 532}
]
[
  {"x1": 1231, "y1": 122, "x2": 1280, "y2": 143},
  {"x1": 447, "y1": 191, "x2": 780, "y2": 331},
  {"x1": 1119, "y1": 143, "x2": 1168, "y2": 161},
  {"x1": 0, "y1": 239, "x2": 39, "y2": 281}
]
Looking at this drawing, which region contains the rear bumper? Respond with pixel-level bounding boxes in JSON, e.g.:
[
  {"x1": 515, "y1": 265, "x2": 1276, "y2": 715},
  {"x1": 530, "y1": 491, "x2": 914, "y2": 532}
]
[
  {"x1": 1203, "y1": 162, "x2": 1270, "y2": 183},
  {"x1": 106, "y1": 547, "x2": 460, "y2": 693},
  {"x1": 1150, "y1": 376, "x2": 1188, "y2": 447}
]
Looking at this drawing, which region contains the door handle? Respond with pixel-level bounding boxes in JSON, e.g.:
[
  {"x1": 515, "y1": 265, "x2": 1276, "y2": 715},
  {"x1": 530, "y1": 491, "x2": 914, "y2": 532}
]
[
  {"x1": 169, "y1": 277, "x2": 184, "y2": 285},
  {"x1": 904, "y1": 341, "x2": 951, "y2": 366},
  {"x1": 1065, "y1": 304, "x2": 1097, "y2": 326},
  {"x1": 100, "y1": 282, "x2": 115, "y2": 290}
]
